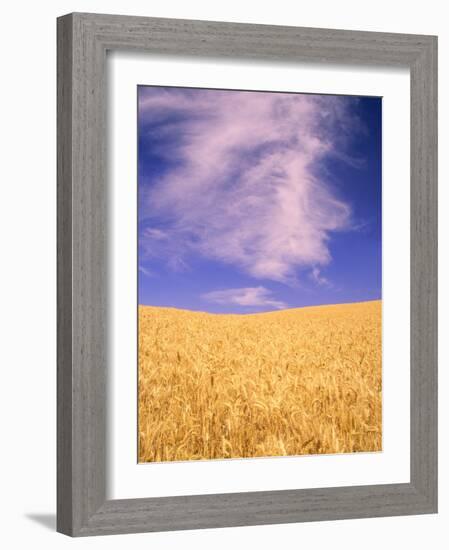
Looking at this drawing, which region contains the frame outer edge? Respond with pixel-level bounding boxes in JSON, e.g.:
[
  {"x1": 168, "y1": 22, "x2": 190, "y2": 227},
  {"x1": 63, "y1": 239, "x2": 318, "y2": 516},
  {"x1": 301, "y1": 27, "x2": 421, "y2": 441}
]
[
  {"x1": 75, "y1": 11, "x2": 109, "y2": 534},
  {"x1": 410, "y1": 36, "x2": 438, "y2": 510},
  {"x1": 57, "y1": 13, "x2": 74, "y2": 536},
  {"x1": 58, "y1": 12, "x2": 109, "y2": 536}
]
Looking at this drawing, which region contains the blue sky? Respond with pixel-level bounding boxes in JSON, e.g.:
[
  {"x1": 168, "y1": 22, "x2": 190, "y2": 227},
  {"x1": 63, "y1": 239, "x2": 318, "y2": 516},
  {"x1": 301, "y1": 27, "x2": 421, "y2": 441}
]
[{"x1": 138, "y1": 86, "x2": 381, "y2": 313}]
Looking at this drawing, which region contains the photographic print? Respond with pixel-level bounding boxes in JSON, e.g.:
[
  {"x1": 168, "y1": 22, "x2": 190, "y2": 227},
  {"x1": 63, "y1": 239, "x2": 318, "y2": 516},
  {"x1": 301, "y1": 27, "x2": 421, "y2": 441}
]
[{"x1": 137, "y1": 86, "x2": 382, "y2": 463}]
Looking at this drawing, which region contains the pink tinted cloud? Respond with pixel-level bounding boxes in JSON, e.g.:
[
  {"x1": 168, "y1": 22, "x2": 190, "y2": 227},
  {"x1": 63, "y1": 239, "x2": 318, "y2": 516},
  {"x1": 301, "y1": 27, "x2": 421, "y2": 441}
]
[
  {"x1": 202, "y1": 287, "x2": 287, "y2": 310},
  {"x1": 139, "y1": 88, "x2": 356, "y2": 283}
]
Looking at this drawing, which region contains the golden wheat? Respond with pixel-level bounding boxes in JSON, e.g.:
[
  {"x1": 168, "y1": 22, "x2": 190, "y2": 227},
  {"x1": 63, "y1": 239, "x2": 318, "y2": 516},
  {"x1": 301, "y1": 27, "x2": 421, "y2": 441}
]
[{"x1": 138, "y1": 300, "x2": 382, "y2": 462}]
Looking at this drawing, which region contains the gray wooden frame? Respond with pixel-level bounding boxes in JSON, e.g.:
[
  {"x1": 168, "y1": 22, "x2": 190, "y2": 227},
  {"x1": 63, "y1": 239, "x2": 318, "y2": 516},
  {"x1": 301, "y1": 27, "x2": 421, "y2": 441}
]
[{"x1": 57, "y1": 12, "x2": 438, "y2": 537}]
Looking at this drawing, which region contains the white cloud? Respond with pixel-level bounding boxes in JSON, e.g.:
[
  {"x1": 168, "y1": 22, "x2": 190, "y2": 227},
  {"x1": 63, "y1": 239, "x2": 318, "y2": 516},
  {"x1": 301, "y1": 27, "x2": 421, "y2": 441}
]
[
  {"x1": 138, "y1": 265, "x2": 154, "y2": 277},
  {"x1": 143, "y1": 228, "x2": 168, "y2": 241},
  {"x1": 202, "y1": 286, "x2": 287, "y2": 310},
  {"x1": 310, "y1": 266, "x2": 331, "y2": 287},
  {"x1": 139, "y1": 88, "x2": 357, "y2": 284}
]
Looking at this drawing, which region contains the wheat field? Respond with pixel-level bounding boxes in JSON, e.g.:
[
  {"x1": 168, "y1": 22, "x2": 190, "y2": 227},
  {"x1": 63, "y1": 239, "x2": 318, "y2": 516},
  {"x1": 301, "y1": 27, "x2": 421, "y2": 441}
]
[{"x1": 138, "y1": 300, "x2": 382, "y2": 462}]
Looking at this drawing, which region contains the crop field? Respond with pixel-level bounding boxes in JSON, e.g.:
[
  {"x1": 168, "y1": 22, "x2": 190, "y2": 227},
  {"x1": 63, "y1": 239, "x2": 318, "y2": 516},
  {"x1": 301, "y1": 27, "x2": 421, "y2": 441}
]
[{"x1": 138, "y1": 300, "x2": 382, "y2": 462}]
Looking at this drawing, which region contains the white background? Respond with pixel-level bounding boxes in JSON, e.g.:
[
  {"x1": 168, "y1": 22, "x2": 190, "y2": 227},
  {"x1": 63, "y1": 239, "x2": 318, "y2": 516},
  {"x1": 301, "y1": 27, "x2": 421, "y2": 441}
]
[
  {"x1": 109, "y1": 55, "x2": 410, "y2": 499},
  {"x1": 0, "y1": 1, "x2": 446, "y2": 549}
]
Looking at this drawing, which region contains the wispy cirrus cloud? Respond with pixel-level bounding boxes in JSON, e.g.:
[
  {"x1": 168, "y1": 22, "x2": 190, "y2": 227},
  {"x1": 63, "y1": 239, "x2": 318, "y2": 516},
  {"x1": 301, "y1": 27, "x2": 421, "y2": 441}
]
[
  {"x1": 138, "y1": 265, "x2": 154, "y2": 277},
  {"x1": 139, "y1": 87, "x2": 360, "y2": 285},
  {"x1": 310, "y1": 266, "x2": 331, "y2": 288},
  {"x1": 202, "y1": 286, "x2": 287, "y2": 310}
]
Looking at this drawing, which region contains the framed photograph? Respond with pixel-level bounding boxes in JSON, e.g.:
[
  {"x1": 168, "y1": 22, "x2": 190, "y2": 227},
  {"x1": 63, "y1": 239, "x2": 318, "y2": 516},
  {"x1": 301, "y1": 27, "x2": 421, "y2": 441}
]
[{"x1": 57, "y1": 12, "x2": 437, "y2": 536}]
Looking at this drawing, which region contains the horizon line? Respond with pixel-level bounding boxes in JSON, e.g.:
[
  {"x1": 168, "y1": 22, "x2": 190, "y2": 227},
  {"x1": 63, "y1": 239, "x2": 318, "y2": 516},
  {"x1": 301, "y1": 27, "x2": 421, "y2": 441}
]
[{"x1": 138, "y1": 298, "x2": 382, "y2": 316}]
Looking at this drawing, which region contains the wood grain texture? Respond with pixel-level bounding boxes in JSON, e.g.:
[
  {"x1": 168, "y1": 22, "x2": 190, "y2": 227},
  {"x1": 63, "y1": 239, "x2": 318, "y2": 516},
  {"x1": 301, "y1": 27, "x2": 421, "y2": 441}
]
[
  {"x1": 57, "y1": 13, "x2": 74, "y2": 536},
  {"x1": 409, "y1": 37, "x2": 438, "y2": 508},
  {"x1": 57, "y1": 12, "x2": 438, "y2": 536}
]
